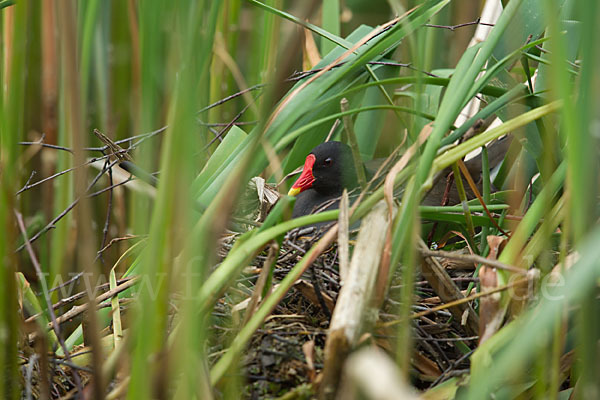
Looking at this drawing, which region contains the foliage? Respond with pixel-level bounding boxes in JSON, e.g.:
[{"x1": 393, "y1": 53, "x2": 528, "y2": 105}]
[{"x1": 0, "y1": 0, "x2": 598, "y2": 398}]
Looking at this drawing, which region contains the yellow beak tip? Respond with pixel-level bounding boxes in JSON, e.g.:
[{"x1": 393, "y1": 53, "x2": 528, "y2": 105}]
[{"x1": 288, "y1": 187, "x2": 301, "y2": 196}]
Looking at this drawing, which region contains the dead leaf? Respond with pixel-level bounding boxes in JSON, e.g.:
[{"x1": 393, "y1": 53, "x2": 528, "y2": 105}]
[
  {"x1": 478, "y1": 235, "x2": 506, "y2": 344},
  {"x1": 413, "y1": 351, "x2": 442, "y2": 378},
  {"x1": 302, "y1": 340, "x2": 316, "y2": 382},
  {"x1": 294, "y1": 279, "x2": 335, "y2": 311},
  {"x1": 302, "y1": 27, "x2": 321, "y2": 70}
]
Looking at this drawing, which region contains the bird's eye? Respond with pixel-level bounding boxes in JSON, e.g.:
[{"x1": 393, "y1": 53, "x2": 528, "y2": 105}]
[{"x1": 324, "y1": 157, "x2": 332, "y2": 166}]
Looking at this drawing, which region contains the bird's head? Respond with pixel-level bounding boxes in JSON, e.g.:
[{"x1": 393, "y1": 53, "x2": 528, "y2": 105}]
[{"x1": 288, "y1": 141, "x2": 359, "y2": 196}]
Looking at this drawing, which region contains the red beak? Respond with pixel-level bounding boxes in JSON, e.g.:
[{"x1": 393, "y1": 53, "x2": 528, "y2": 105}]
[{"x1": 288, "y1": 154, "x2": 316, "y2": 196}]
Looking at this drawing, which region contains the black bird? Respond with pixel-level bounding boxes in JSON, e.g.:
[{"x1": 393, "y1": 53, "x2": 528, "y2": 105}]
[
  {"x1": 288, "y1": 141, "x2": 363, "y2": 218},
  {"x1": 287, "y1": 137, "x2": 513, "y2": 218}
]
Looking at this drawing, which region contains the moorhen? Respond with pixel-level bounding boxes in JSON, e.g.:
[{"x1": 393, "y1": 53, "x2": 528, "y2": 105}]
[
  {"x1": 287, "y1": 137, "x2": 513, "y2": 218},
  {"x1": 288, "y1": 141, "x2": 364, "y2": 219}
]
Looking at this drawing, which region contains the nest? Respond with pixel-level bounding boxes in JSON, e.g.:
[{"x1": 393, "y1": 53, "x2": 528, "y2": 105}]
[{"x1": 209, "y1": 224, "x2": 480, "y2": 398}]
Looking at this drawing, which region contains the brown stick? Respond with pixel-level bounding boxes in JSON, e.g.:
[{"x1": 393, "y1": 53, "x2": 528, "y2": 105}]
[{"x1": 418, "y1": 238, "x2": 480, "y2": 337}]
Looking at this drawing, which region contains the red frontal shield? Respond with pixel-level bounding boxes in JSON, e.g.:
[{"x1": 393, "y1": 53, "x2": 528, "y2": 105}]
[{"x1": 288, "y1": 154, "x2": 316, "y2": 196}]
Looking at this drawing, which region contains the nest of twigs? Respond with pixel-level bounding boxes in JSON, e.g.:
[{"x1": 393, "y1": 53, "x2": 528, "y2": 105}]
[{"x1": 206, "y1": 223, "x2": 481, "y2": 399}]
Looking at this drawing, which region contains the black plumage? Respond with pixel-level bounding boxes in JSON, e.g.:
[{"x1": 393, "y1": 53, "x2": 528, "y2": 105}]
[
  {"x1": 287, "y1": 136, "x2": 513, "y2": 219},
  {"x1": 289, "y1": 141, "x2": 364, "y2": 218}
]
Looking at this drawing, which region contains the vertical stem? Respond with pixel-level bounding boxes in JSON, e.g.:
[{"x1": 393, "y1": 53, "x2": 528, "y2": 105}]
[
  {"x1": 451, "y1": 163, "x2": 475, "y2": 239},
  {"x1": 479, "y1": 146, "x2": 490, "y2": 255},
  {"x1": 56, "y1": 1, "x2": 103, "y2": 397},
  {"x1": 340, "y1": 98, "x2": 367, "y2": 189},
  {"x1": 1, "y1": 2, "x2": 28, "y2": 397}
]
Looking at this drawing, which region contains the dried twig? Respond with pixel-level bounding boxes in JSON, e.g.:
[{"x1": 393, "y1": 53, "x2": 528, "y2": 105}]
[
  {"x1": 42, "y1": 276, "x2": 140, "y2": 330},
  {"x1": 424, "y1": 18, "x2": 495, "y2": 31},
  {"x1": 419, "y1": 248, "x2": 525, "y2": 274}
]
